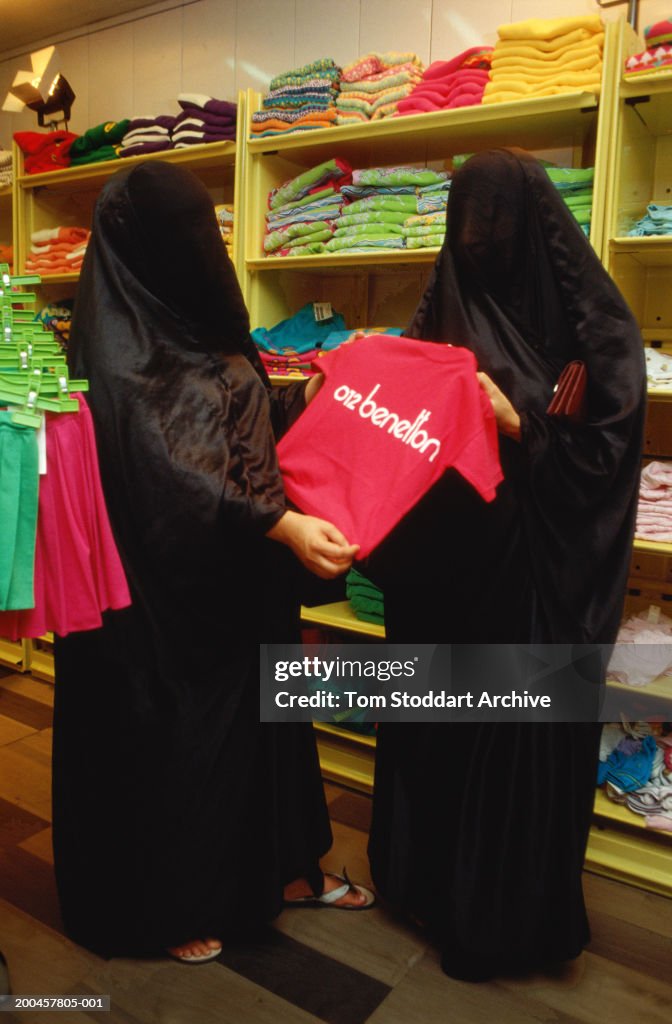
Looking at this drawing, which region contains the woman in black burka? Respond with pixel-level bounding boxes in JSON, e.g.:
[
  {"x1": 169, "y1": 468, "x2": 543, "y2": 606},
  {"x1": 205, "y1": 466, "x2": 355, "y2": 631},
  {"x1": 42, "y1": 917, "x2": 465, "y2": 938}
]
[
  {"x1": 367, "y1": 149, "x2": 646, "y2": 980},
  {"x1": 52, "y1": 161, "x2": 365, "y2": 962}
]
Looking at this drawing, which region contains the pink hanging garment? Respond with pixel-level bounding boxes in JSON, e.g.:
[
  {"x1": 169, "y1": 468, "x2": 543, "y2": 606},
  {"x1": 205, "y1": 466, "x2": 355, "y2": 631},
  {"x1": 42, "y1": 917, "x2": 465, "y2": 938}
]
[{"x1": 0, "y1": 395, "x2": 130, "y2": 639}]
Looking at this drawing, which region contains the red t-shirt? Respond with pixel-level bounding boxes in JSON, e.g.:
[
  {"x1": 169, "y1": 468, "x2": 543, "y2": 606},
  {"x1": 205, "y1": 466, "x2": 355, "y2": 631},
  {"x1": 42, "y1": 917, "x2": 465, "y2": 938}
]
[{"x1": 277, "y1": 334, "x2": 503, "y2": 557}]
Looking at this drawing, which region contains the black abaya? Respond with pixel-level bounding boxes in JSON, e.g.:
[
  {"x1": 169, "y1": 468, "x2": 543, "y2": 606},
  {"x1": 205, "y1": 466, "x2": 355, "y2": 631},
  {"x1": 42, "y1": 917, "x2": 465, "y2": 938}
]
[
  {"x1": 52, "y1": 161, "x2": 331, "y2": 956},
  {"x1": 367, "y1": 150, "x2": 646, "y2": 979}
]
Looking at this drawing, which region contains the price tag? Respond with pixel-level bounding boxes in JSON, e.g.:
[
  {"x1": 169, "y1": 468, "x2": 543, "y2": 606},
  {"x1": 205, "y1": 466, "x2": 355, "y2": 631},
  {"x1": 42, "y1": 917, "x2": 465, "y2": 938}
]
[{"x1": 313, "y1": 302, "x2": 333, "y2": 322}]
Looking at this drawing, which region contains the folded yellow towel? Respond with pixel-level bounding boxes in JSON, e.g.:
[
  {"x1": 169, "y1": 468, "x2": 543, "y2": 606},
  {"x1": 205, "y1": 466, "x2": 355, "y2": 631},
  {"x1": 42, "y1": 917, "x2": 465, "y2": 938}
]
[
  {"x1": 490, "y1": 53, "x2": 602, "y2": 76},
  {"x1": 486, "y1": 68, "x2": 602, "y2": 90},
  {"x1": 498, "y1": 15, "x2": 603, "y2": 41},
  {"x1": 483, "y1": 79, "x2": 601, "y2": 103},
  {"x1": 494, "y1": 28, "x2": 601, "y2": 53},
  {"x1": 491, "y1": 37, "x2": 603, "y2": 67}
]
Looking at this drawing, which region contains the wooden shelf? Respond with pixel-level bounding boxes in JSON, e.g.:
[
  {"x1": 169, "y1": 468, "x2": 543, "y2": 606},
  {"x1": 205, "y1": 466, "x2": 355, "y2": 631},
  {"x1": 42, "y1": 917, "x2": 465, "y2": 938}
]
[
  {"x1": 248, "y1": 248, "x2": 439, "y2": 271},
  {"x1": 610, "y1": 236, "x2": 672, "y2": 265},
  {"x1": 16, "y1": 140, "x2": 237, "y2": 195},
  {"x1": 248, "y1": 92, "x2": 599, "y2": 165},
  {"x1": 633, "y1": 538, "x2": 672, "y2": 556}
]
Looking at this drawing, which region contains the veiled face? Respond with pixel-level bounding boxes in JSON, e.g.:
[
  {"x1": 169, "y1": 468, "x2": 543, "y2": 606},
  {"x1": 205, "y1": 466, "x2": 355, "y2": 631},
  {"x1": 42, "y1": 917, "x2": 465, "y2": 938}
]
[
  {"x1": 448, "y1": 152, "x2": 528, "y2": 304},
  {"x1": 95, "y1": 160, "x2": 249, "y2": 353}
]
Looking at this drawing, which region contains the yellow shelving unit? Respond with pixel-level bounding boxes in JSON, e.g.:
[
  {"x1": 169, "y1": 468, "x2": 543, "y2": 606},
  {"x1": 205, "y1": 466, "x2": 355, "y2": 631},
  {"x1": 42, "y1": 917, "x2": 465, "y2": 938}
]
[{"x1": 13, "y1": 92, "x2": 247, "y2": 290}]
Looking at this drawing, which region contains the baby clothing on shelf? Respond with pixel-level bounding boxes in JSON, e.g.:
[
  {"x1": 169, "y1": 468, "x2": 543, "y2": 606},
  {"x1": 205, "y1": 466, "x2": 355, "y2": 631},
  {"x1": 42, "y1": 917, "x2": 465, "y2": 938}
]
[
  {"x1": 25, "y1": 226, "x2": 90, "y2": 275},
  {"x1": 397, "y1": 46, "x2": 493, "y2": 114},
  {"x1": 627, "y1": 203, "x2": 672, "y2": 237},
  {"x1": 483, "y1": 15, "x2": 604, "y2": 105},
  {"x1": 172, "y1": 94, "x2": 237, "y2": 146},
  {"x1": 69, "y1": 120, "x2": 130, "y2": 166},
  {"x1": 13, "y1": 130, "x2": 78, "y2": 173},
  {"x1": 118, "y1": 115, "x2": 176, "y2": 158},
  {"x1": 625, "y1": 18, "x2": 672, "y2": 76},
  {"x1": 635, "y1": 460, "x2": 672, "y2": 542},
  {"x1": 251, "y1": 59, "x2": 341, "y2": 138},
  {"x1": 336, "y1": 52, "x2": 424, "y2": 124}
]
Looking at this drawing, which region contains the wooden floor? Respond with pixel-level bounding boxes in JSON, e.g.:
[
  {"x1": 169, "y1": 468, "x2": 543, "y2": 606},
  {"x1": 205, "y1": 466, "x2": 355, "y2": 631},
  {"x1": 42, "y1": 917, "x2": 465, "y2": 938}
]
[{"x1": 1, "y1": 664, "x2": 671, "y2": 1024}]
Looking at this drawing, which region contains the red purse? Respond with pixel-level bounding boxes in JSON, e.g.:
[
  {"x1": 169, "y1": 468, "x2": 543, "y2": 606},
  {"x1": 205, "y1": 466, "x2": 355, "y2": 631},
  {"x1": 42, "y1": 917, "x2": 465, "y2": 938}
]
[{"x1": 546, "y1": 360, "x2": 587, "y2": 423}]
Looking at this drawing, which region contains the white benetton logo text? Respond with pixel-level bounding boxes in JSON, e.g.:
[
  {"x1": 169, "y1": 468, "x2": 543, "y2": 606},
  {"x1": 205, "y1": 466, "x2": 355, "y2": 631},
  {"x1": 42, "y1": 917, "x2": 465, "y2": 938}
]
[{"x1": 333, "y1": 383, "x2": 441, "y2": 462}]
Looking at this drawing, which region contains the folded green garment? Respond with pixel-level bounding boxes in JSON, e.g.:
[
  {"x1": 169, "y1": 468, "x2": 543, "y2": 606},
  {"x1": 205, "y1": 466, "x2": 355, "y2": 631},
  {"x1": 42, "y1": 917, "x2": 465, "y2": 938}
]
[
  {"x1": 338, "y1": 211, "x2": 409, "y2": 227},
  {"x1": 404, "y1": 211, "x2": 447, "y2": 228},
  {"x1": 402, "y1": 223, "x2": 447, "y2": 237},
  {"x1": 267, "y1": 186, "x2": 338, "y2": 218},
  {"x1": 284, "y1": 228, "x2": 333, "y2": 248},
  {"x1": 562, "y1": 191, "x2": 593, "y2": 208},
  {"x1": 333, "y1": 223, "x2": 405, "y2": 237},
  {"x1": 270, "y1": 158, "x2": 348, "y2": 211},
  {"x1": 355, "y1": 166, "x2": 448, "y2": 187},
  {"x1": 69, "y1": 119, "x2": 131, "y2": 157},
  {"x1": 277, "y1": 241, "x2": 327, "y2": 256},
  {"x1": 545, "y1": 166, "x2": 594, "y2": 186},
  {"x1": 406, "y1": 233, "x2": 444, "y2": 248},
  {"x1": 264, "y1": 219, "x2": 334, "y2": 253},
  {"x1": 325, "y1": 234, "x2": 405, "y2": 251},
  {"x1": 69, "y1": 146, "x2": 122, "y2": 165},
  {"x1": 345, "y1": 195, "x2": 418, "y2": 215}
]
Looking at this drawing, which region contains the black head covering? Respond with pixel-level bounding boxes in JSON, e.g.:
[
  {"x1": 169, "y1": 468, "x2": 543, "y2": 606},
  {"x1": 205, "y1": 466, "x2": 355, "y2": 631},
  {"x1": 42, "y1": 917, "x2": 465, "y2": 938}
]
[
  {"x1": 405, "y1": 148, "x2": 646, "y2": 643},
  {"x1": 68, "y1": 160, "x2": 287, "y2": 661}
]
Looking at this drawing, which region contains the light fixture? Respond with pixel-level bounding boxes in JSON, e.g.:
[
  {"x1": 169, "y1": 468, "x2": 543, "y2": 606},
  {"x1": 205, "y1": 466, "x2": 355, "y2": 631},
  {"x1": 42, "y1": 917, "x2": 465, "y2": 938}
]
[{"x1": 2, "y1": 46, "x2": 76, "y2": 130}]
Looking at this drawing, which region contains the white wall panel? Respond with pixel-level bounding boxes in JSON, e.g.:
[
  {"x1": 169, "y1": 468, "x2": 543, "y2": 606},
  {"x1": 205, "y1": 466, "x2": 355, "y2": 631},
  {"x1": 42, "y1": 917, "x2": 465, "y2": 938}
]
[
  {"x1": 132, "y1": 7, "x2": 183, "y2": 117},
  {"x1": 182, "y1": 0, "x2": 237, "y2": 101},
  {"x1": 358, "y1": 0, "x2": 432, "y2": 66},
  {"x1": 52, "y1": 36, "x2": 91, "y2": 134},
  {"x1": 234, "y1": 0, "x2": 296, "y2": 93},
  {"x1": 430, "y1": 1, "x2": 511, "y2": 58},
  {"x1": 87, "y1": 23, "x2": 134, "y2": 124},
  {"x1": 294, "y1": 0, "x2": 360, "y2": 70}
]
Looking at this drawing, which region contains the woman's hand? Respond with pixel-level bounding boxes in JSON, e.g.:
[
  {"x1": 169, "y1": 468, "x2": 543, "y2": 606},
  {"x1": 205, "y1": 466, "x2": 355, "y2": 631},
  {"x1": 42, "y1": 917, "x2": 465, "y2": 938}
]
[
  {"x1": 304, "y1": 373, "x2": 324, "y2": 405},
  {"x1": 267, "y1": 509, "x2": 359, "y2": 578},
  {"x1": 477, "y1": 372, "x2": 521, "y2": 441}
]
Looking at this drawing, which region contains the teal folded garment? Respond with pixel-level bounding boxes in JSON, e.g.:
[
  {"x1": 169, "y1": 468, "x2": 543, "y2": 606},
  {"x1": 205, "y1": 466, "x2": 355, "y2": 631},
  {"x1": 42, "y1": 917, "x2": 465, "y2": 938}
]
[
  {"x1": 0, "y1": 413, "x2": 39, "y2": 611},
  {"x1": 251, "y1": 301, "x2": 347, "y2": 353}
]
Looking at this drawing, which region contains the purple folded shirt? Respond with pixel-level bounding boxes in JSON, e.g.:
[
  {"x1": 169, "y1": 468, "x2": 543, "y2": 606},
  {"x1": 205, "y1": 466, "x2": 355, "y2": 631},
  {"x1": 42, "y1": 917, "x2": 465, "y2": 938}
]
[
  {"x1": 126, "y1": 115, "x2": 177, "y2": 131},
  {"x1": 177, "y1": 93, "x2": 237, "y2": 120},
  {"x1": 120, "y1": 140, "x2": 174, "y2": 157},
  {"x1": 173, "y1": 129, "x2": 236, "y2": 145},
  {"x1": 174, "y1": 110, "x2": 236, "y2": 130}
]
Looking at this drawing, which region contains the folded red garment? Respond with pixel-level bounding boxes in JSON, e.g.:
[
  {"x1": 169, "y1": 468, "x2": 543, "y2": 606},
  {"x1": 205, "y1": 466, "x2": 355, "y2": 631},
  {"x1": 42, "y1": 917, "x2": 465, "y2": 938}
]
[
  {"x1": 14, "y1": 130, "x2": 78, "y2": 173},
  {"x1": 422, "y1": 47, "x2": 493, "y2": 80}
]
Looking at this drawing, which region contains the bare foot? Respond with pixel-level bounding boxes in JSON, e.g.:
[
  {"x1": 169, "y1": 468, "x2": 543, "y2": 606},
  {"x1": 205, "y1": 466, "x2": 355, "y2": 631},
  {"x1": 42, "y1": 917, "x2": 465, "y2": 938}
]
[
  {"x1": 167, "y1": 937, "x2": 222, "y2": 962},
  {"x1": 284, "y1": 872, "x2": 369, "y2": 907}
]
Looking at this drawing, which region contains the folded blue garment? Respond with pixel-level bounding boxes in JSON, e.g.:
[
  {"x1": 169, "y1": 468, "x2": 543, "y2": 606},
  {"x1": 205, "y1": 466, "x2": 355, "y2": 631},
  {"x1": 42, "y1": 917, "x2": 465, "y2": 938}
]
[
  {"x1": 251, "y1": 302, "x2": 347, "y2": 354},
  {"x1": 597, "y1": 733, "x2": 657, "y2": 791}
]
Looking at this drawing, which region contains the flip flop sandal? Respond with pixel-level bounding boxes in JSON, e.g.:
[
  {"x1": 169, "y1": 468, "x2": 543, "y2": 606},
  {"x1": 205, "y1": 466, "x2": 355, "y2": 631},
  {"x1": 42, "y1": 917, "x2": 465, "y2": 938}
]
[
  {"x1": 167, "y1": 943, "x2": 222, "y2": 965},
  {"x1": 284, "y1": 867, "x2": 376, "y2": 910}
]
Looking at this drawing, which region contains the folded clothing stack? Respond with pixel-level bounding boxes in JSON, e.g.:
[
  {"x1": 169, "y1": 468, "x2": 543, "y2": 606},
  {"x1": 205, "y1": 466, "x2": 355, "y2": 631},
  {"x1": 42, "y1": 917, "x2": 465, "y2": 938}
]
[
  {"x1": 252, "y1": 302, "x2": 347, "y2": 355},
  {"x1": 328, "y1": 165, "x2": 449, "y2": 252},
  {"x1": 401, "y1": 210, "x2": 446, "y2": 249},
  {"x1": 69, "y1": 119, "x2": 130, "y2": 166},
  {"x1": 34, "y1": 298, "x2": 75, "y2": 350},
  {"x1": 635, "y1": 460, "x2": 672, "y2": 542},
  {"x1": 346, "y1": 568, "x2": 385, "y2": 626},
  {"x1": 172, "y1": 93, "x2": 237, "y2": 147},
  {"x1": 483, "y1": 14, "x2": 604, "y2": 104},
  {"x1": 397, "y1": 46, "x2": 493, "y2": 114},
  {"x1": 119, "y1": 115, "x2": 176, "y2": 158},
  {"x1": 251, "y1": 59, "x2": 341, "y2": 138},
  {"x1": 214, "y1": 203, "x2": 234, "y2": 260},
  {"x1": 0, "y1": 149, "x2": 12, "y2": 187},
  {"x1": 25, "y1": 226, "x2": 90, "y2": 275},
  {"x1": 336, "y1": 52, "x2": 424, "y2": 124},
  {"x1": 13, "y1": 130, "x2": 78, "y2": 174},
  {"x1": 628, "y1": 202, "x2": 672, "y2": 236},
  {"x1": 546, "y1": 165, "x2": 594, "y2": 235},
  {"x1": 258, "y1": 348, "x2": 320, "y2": 378},
  {"x1": 625, "y1": 17, "x2": 672, "y2": 76},
  {"x1": 263, "y1": 158, "x2": 351, "y2": 256}
]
